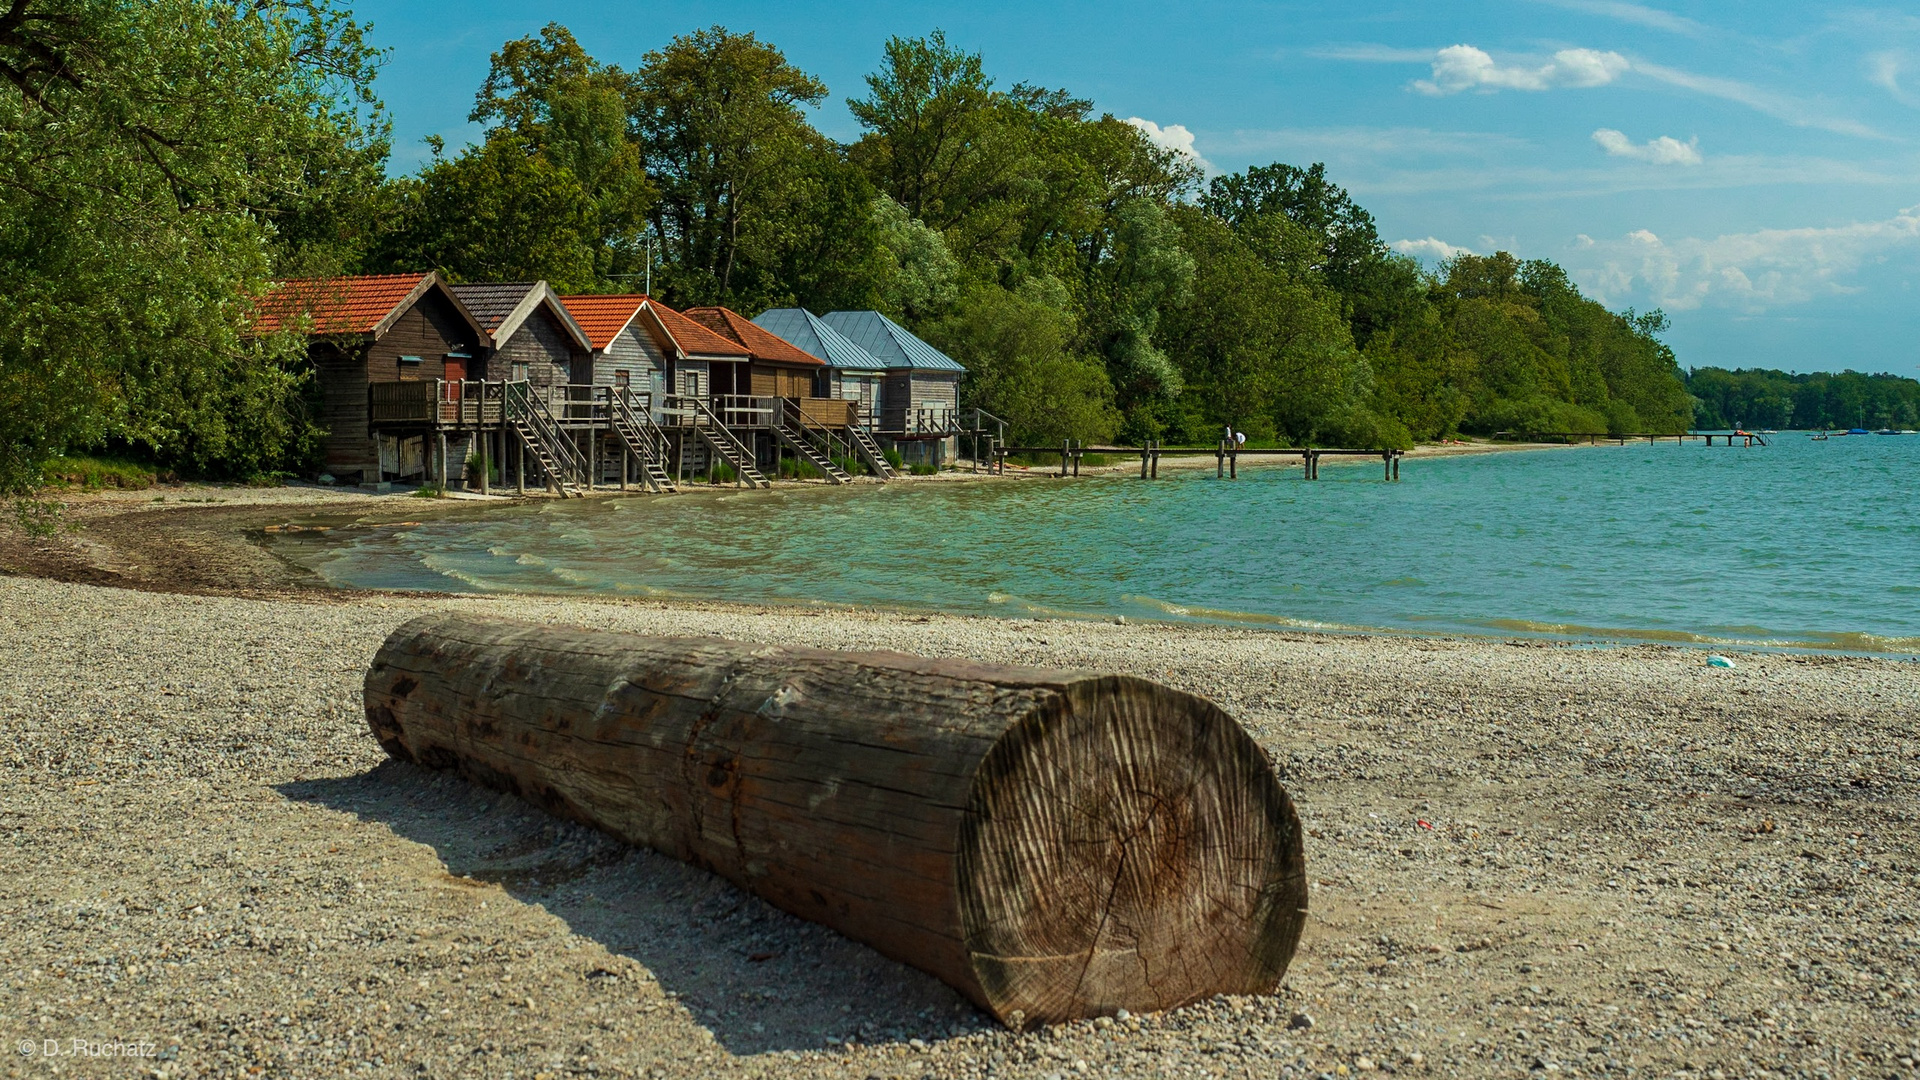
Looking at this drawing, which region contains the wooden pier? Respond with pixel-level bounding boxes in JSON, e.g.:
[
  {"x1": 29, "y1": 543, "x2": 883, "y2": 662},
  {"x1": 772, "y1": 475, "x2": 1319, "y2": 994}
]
[{"x1": 989, "y1": 441, "x2": 1406, "y2": 481}]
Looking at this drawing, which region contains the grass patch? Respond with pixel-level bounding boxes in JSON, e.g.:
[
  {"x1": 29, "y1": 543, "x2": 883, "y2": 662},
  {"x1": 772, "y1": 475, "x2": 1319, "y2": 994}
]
[
  {"x1": 909, "y1": 463, "x2": 938, "y2": 476},
  {"x1": 777, "y1": 457, "x2": 823, "y2": 480},
  {"x1": 411, "y1": 483, "x2": 446, "y2": 498},
  {"x1": 40, "y1": 455, "x2": 162, "y2": 490},
  {"x1": 708, "y1": 461, "x2": 738, "y2": 485}
]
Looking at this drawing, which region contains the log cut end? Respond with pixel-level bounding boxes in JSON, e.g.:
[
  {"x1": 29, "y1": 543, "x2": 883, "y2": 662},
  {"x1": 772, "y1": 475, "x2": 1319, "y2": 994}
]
[{"x1": 956, "y1": 676, "x2": 1307, "y2": 1026}]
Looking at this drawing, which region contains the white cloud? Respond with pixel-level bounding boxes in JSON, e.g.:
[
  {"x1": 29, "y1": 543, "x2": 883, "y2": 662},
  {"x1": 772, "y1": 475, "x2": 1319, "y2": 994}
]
[
  {"x1": 1570, "y1": 206, "x2": 1920, "y2": 312},
  {"x1": 1413, "y1": 45, "x2": 1629, "y2": 95},
  {"x1": 1393, "y1": 237, "x2": 1477, "y2": 261},
  {"x1": 1592, "y1": 128, "x2": 1702, "y2": 165},
  {"x1": 1124, "y1": 117, "x2": 1214, "y2": 173}
]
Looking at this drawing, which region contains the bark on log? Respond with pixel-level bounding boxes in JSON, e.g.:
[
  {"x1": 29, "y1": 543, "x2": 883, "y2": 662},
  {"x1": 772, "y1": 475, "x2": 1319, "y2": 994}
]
[{"x1": 363, "y1": 613, "x2": 1307, "y2": 1025}]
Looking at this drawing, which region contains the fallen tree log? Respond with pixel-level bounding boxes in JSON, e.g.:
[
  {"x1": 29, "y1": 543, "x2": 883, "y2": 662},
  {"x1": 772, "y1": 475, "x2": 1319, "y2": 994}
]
[{"x1": 364, "y1": 613, "x2": 1307, "y2": 1025}]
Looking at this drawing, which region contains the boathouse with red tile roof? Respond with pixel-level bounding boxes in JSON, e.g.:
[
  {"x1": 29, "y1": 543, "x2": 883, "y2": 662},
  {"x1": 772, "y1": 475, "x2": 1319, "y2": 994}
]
[
  {"x1": 253, "y1": 272, "x2": 483, "y2": 484},
  {"x1": 683, "y1": 305, "x2": 826, "y2": 400}
]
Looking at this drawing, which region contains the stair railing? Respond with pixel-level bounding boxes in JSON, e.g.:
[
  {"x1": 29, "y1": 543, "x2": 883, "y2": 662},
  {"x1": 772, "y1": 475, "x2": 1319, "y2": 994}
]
[{"x1": 504, "y1": 380, "x2": 588, "y2": 487}]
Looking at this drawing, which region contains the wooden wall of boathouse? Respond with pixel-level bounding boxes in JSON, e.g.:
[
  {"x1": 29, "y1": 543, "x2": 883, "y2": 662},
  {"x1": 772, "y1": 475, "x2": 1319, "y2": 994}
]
[
  {"x1": 315, "y1": 289, "x2": 478, "y2": 484},
  {"x1": 496, "y1": 307, "x2": 586, "y2": 387}
]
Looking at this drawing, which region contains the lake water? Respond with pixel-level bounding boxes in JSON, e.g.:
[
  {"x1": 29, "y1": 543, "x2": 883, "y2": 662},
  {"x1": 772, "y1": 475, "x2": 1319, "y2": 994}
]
[{"x1": 279, "y1": 434, "x2": 1920, "y2": 655}]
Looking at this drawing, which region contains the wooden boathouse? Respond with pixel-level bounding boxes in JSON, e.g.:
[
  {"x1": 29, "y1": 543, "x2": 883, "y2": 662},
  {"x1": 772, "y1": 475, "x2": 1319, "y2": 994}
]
[
  {"x1": 262, "y1": 274, "x2": 902, "y2": 496},
  {"x1": 252, "y1": 272, "x2": 486, "y2": 485},
  {"x1": 816, "y1": 310, "x2": 966, "y2": 467}
]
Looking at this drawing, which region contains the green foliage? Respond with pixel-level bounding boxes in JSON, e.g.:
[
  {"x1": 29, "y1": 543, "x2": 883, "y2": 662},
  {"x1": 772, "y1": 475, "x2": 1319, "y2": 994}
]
[
  {"x1": 39, "y1": 455, "x2": 161, "y2": 490},
  {"x1": 708, "y1": 460, "x2": 738, "y2": 484},
  {"x1": 909, "y1": 462, "x2": 938, "y2": 475},
  {"x1": 883, "y1": 448, "x2": 904, "y2": 470},
  {"x1": 465, "y1": 453, "x2": 501, "y2": 486},
  {"x1": 0, "y1": 0, "x2": 381, "y2": 502},
  {"x1": 777, "y1": 456, "x2": 822, "y2": 479},
  {"x1": 1687, "y1": 367, "x2": 1920, "y2": 430},
  {"x1": 411, "y1": 483, "x2": 445, "y2": 498},
  {"x1": 922, "y1": 282, "x2": 1117, "y2": 445},
  {"x1": 374, "y1": 23, "x2": 650, "y2": 289}
]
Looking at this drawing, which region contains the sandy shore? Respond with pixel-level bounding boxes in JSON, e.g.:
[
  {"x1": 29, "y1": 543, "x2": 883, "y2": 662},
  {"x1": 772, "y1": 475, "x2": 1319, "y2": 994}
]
[{"x1": 2, "y1": 474, "x2": 1916, "y2": 1079}]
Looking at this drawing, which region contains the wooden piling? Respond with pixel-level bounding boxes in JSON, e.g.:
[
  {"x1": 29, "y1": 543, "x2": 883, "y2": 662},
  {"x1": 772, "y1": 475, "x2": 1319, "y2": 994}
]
[
  {"x1": 1216, "y1": 442, "x2": 1225, "y2": 479},
  {"x1": 436, "y1": 432, "x2": 448, "y2": 491},
  {"x1": 1150, "y1": 441, "x2": 1160, "y2": 479}
]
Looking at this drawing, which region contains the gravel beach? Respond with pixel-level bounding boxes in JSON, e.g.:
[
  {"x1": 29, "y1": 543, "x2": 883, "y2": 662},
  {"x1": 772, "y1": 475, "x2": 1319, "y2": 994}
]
[{"x1": 2, "y1": 489, "x2": 1917, "y2": 1080}]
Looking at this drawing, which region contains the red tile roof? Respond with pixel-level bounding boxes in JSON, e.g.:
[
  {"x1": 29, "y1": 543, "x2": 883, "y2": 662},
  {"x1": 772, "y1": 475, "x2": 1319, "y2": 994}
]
[
  {"x1": 559, "y1": 294, "x2": 650, "y2": 351},
  {"x1": 251, "y1": 273, "x2": 431, "y2": 336},
  {"x1": 649, "y1": 302, "x2": 751, "y2": 358},
  {"x1": 683, "y1": 306, "x2": 825, "y2": 366}
]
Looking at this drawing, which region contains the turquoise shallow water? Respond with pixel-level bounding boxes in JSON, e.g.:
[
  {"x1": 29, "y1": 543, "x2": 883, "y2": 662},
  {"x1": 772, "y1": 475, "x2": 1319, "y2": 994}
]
[{"x1": 280, "y1": 434, "x2": 1920, "y2": 654}]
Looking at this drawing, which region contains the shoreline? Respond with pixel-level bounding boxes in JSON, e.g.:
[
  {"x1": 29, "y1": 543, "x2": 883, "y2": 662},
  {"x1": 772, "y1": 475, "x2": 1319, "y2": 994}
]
[{"x1": 0, "y1": 436, "x2": 1576, "y2": 602}]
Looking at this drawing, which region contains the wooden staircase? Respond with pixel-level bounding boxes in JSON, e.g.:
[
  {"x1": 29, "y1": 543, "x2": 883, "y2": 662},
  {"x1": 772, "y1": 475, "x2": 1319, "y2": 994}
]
[
  {"x1": 776, "y1": 401, "x2": 852, "y2": 484},
  {"x1": 846, "y1": 424, "x2": 894, "y2": 480},
  {"x1": 607, "y1": 391, "x2": 677, "y2": 493},
  {"x1": 681, "y1": 397, "x2": 769, "y2": 489},
  {"x1": 504, "y1": 382, "x2": 586, "y2": 497}
]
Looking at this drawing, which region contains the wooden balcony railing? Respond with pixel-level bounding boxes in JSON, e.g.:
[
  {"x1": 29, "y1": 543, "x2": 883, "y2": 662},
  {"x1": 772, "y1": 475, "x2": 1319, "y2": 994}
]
[
  {"x1": 368, "y1": 381, "x2": 654, "y2": 430},
  {"x1": 796, "y1": 398, "x2": 857, "y2": 428}
]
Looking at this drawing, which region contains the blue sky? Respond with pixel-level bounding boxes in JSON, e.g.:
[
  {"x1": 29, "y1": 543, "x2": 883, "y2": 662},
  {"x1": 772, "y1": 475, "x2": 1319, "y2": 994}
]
[{"x1": 352, "y1": 0, "x2": 1920, "y2": 376}]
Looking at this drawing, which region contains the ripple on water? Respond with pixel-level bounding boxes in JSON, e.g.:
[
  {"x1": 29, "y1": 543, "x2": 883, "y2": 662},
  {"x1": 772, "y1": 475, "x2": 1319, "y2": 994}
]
[{"x1": 279, "y1": 437, "x2": 1920, "y2": 655}]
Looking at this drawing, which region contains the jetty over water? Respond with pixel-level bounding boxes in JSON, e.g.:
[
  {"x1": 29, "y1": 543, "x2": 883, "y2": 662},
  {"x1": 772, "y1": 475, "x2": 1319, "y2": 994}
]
[{"x1": 988, "y1": 442, "x2": 1407, "y2": 481}]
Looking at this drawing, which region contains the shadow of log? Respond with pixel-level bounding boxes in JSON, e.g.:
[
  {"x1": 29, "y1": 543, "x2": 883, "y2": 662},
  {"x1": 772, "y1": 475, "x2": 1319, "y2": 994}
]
[{"x1": 278, "y1": 760, "x2": 990, "y2": 1056}]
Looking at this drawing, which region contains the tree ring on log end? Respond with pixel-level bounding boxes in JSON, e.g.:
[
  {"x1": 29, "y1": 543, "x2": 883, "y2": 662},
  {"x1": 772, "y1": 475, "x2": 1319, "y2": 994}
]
[{"x1": 955, "y1": 675, "x2": 1307, "y2": 1024}]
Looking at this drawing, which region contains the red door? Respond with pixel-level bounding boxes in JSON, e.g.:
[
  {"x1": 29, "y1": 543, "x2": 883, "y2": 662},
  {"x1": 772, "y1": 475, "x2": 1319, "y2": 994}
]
[{"x1": 441, "y1": 358, "x2": 466, "y2": 421}]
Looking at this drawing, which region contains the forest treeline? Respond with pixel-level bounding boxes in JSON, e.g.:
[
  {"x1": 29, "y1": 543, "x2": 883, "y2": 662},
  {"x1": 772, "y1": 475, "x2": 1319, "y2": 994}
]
[
  {"x1": 1686, "y1": 368, "x2": 1920, "y2": 430},
  {"x1": 1, "y1": 1, "x2": 1723, "y2": 498}
]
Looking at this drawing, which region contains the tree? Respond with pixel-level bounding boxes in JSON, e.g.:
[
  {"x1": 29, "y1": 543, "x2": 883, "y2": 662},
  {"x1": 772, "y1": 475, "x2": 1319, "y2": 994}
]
[
  {"x1": 846, "y1": 31, "x2": 997, "y2": 227},
  {"x1": 372, "y1": 23, "x2": 651, "y2": 288},
  {"x1": 376, "y1": 136, "x2": 601, "y2": 290},
  {"x1": 630, "y1": 26, "x2": 831, "y2": 306},
  {"x1": 924, "y1": 281, "x2": 1117, "y2": 445},
  {"x1": 0, "y1": 0, "x2": 386, "y2": 506}
]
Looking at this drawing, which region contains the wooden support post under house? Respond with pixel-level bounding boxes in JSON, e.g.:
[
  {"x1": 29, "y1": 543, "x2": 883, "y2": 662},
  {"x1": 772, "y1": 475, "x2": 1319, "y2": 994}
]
[
  {"x1": 479, "y1": 430, "x2": 489, "y2": 496},
  {"x1": 515, "y1": 433, "x2": 525, "y2": 495},
  {"x1": 436, "y1": 433, "x2": 447, "y2": 491},
  {"x1": 365, "y1": 614, "x2": 1308, "y2": 1028}
]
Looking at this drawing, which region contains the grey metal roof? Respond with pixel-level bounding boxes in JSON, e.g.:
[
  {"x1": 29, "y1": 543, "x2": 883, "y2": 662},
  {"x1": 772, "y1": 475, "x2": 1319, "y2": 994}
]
[
  {"x1": 752, "y1": 309, "x2": 889, "y2": 372},
  {"x1": 449, "y1": 282, "x2": 536, "y2": 334},
  {"x1": 818, "y1": 311, "x2": 965, "y2": 373},
  {"x1": 450, "y1": 281, "x2": 591, "y2": 352}
]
